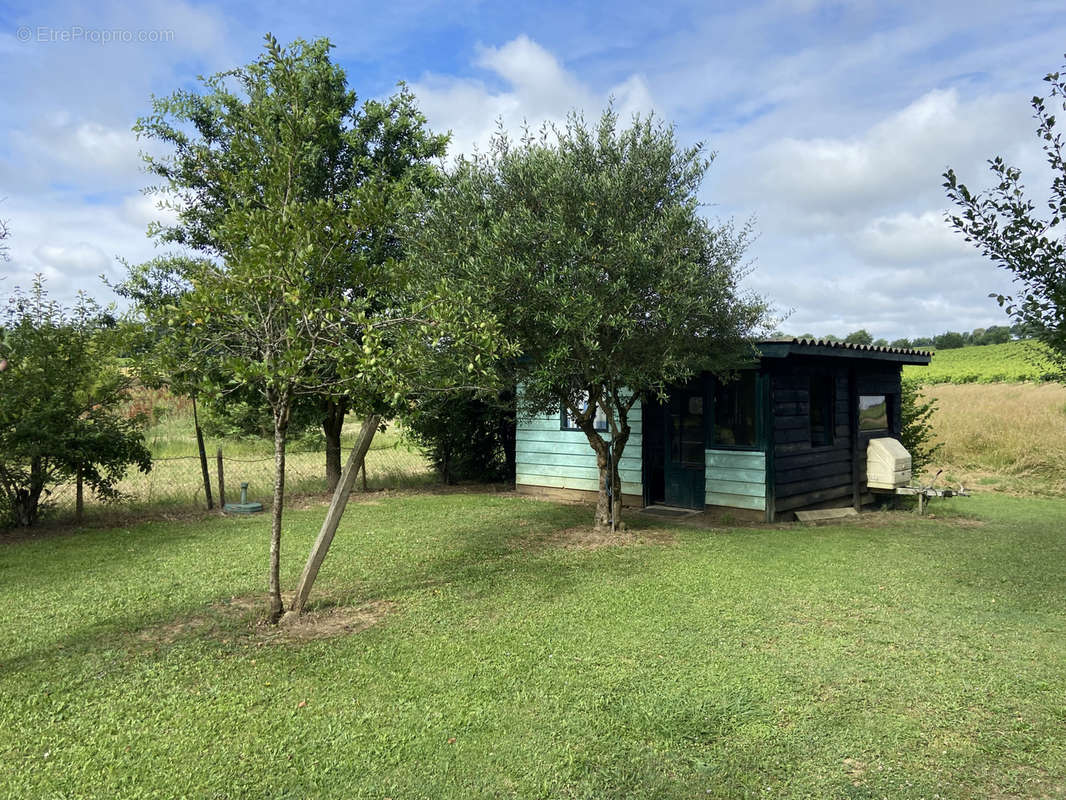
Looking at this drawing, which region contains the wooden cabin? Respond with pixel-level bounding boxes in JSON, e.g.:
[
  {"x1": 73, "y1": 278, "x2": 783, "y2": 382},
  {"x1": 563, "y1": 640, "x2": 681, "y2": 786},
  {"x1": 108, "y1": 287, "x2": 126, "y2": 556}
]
[{"x1": 514, "y1": 339, "x2": 931, "y2": 521}]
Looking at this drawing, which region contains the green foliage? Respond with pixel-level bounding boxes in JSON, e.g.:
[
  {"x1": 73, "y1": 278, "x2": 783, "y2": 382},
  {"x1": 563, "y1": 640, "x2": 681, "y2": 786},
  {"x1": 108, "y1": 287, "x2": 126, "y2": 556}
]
[
  {"x1": 0, "y1": 278, "x2": 151, "y2": 527},
  {"x1": 121, "y1": 34, "x2": 503, "y2": 618},
  {"x1": 413, "y1": 108, "x2": 767, "y2": 526},
  {"x1": 944, "y1": 57, "x2": 1066, "y2": 371},
  {"x1": 844, "y1": 328, "x2": 873, "y2": 345},
  {"x1": 933, "y1": 330, "x2": 966, "y2": 350},
  {"x1": 903, "y1": 340, "x2": 1061, "y2": 384},
  {"x1": 899, "y1": 377, "x2": 943, "y2": 478},
  {"x1": 403, "y1": 391, "x2": 515, "y2": 484}
]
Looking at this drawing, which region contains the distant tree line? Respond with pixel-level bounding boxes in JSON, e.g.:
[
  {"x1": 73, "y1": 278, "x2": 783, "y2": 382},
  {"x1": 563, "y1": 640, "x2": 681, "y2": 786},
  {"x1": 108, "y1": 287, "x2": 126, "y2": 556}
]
[{"x1": 779, "y1": 322, "x2": 1037, "y2": 351}]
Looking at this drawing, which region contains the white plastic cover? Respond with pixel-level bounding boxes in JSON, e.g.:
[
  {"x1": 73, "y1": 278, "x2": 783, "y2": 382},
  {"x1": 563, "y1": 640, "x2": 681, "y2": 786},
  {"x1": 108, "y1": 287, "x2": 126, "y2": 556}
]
[{"x1": 867, "y1": 437, "x2": 912, "y2": 489}]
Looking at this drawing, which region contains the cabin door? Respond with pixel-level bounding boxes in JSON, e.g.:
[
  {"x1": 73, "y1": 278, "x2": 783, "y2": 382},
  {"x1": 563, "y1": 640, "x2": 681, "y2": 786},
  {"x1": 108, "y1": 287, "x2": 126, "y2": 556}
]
[{"x1": 664, "y1": 386, "x2": 706, "y2": 509}]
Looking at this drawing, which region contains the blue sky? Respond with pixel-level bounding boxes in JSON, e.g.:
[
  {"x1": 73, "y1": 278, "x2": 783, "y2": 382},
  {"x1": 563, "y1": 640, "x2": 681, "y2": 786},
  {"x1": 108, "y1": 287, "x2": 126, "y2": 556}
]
[{"x1": 1, "y1": 0, "x2": 1064, "y2": 338}]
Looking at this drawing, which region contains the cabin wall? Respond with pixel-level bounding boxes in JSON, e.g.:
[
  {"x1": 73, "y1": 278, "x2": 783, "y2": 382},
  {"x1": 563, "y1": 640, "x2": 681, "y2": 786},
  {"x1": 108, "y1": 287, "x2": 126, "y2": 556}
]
[
  {"x1": 515, "y1": 401, "x2": 643, "y2": 502},
  {"x1": 768, "y1": 359, "x2": 903, "y2": 514},
  {"x1": 705, "y1": 449, "x2": 766, "y2": 511}
]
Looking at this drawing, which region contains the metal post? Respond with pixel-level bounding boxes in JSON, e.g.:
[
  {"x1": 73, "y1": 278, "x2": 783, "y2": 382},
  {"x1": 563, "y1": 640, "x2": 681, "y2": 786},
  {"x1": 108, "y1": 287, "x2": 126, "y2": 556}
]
[{"x1": 216, "y1": 447, "x2": 226, "y2": 508}]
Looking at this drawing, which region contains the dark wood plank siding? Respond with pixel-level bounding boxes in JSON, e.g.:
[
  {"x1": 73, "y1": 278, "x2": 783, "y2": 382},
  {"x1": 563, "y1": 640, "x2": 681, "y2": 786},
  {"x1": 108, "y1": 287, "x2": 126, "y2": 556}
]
[{"x1": 768, "y1": 359, "x2": 903, "y2": 513}]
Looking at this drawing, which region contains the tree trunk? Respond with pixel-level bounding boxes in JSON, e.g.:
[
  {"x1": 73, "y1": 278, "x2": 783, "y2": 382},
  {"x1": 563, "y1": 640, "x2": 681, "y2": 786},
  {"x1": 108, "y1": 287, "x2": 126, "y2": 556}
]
[
  {"x1": 268, "y1": 398, "x2": 291, "y2": 624},
  {"x1": 14, "y1": 456, "x2": 45, "y2": 527},
  {"x1": 192, "y1": 396, "x2": 214, "y2": 510},
  {"x1": 322, "y1": 397, "x2": 348, "y2": 494},
  {"x1": 283, "y1": 415, "x2": 380, "y2": 623},
  {"x1": 578, "y1": 420, "x2": 630, "y2": 531}
]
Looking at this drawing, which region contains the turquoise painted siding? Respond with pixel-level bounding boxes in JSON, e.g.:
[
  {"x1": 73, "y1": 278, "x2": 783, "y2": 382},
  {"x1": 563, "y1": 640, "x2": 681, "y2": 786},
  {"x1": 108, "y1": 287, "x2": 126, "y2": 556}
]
[
  {"x1": 704, "y1": 449, "x2": 766, "y2": 511},
  {"x1": 516, "y1": 401, "x2": 643, "y2": 496}
]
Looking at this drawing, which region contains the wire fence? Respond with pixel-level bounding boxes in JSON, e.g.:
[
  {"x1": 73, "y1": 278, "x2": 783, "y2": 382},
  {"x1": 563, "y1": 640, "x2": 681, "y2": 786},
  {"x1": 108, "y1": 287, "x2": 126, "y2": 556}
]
[{"x1": 46, "y1": 440, "x2": 435, "y2": 522}]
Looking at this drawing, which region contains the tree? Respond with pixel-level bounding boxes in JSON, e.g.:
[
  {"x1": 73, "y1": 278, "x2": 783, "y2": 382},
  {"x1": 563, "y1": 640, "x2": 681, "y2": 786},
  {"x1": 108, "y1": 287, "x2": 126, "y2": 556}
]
[
  {"x1": 123, "y1": 36, "x2": 501, "y2": 621},
  {"x1": 933, "y1": 331, "x2": 966, "y2": 350},
  {"x1": 130, "y1": 44, "x2": 448, "y2": 492},
  {"x1": 844, "y1": 329, "x2": 874, "y2": 346},
  {"x1": 890, "y1": 337, "x2": 912, "y2": 349},
  {"x1": 944, "y1": 57, "x2": 1066, "y2": 368},
  {"x1": 0, "y1": 278, "x2": 152, "y2": 527},
  {"x1": 413, "y1": 110, "x2": 767, "y2": 530}
]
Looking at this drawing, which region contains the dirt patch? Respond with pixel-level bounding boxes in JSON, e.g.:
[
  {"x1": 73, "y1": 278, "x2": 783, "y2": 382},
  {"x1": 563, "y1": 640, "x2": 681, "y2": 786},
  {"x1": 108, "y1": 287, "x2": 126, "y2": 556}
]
[
  {"x1": 545, "y1": 525, "x2": 677, "y2": 551},
  {"x1": 136, "y1": 594, "x2": 393, "y2": 646},
  {"x1": 272, "y1": 599, "x2": 393, "y2": 642}
]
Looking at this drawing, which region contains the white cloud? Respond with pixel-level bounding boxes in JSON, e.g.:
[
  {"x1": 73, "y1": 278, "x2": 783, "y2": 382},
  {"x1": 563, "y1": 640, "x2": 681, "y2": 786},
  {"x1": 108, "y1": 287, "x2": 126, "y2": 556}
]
[
  {"x1": 412, "y1": 35, "x2": 656, "y2": 158},
  {"x1": 741, "y1": 89, "x2": 1035, "y2": 220},
  {"x1": 848, "y1": 210, "x2": 972, "y2": 266}
]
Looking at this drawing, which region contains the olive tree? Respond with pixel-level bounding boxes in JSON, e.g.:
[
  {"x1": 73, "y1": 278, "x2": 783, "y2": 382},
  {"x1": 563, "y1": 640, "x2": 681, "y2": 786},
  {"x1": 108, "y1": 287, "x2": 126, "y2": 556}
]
[{"x1": 413, "y1": 110, "x2": 767, "y2": 530}]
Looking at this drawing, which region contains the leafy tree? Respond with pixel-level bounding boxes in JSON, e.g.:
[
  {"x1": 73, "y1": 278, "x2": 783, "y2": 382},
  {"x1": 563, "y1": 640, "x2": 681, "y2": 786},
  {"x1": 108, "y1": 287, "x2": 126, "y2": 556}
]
[
  {"x1": 899, "y1": 377, "x2": 943, "y2": 480},
  {"x1": 403, "y1": 390, "x2": 515, "y2": 484},
  {"x1": 911, "y1": 336, "x2": 934, "y2": 347},
  {"x1": 890, "y1": 337, "x2": 912, "y2": 349},
  {"x1": 978, "y1": 325, "x2": 1012, "y2": 345},
  {"x1": 129, "y1": 42, "x2": 448, "y2": 492},
  {"x1": 844, "y1": 329, "x2": 874, "y2": 346},
  {"x1": 872, "y1": 337, "x2": 889, "y2": 347},
  {"x1": 944, "y1": 57, "x2": 1066, "y2": 368},
  {"x1": 413, "y1": 110, "x2": 767, "y2": 529},
  {"x1": 0, "y1": 278, "x2": 151, "y2": 527},
  {"x1": 122, "y1": 36, "x2": 501, "y2": 621},
  {"x1": 933, "y1": 331, "x2": 966, "y2": 350}
]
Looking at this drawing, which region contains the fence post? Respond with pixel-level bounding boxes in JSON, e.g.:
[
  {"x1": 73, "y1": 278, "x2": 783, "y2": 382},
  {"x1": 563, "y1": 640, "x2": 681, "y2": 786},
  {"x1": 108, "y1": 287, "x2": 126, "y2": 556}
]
[
  {"x1": 75, "y1": 467, "x2": 84, "y2": 522},
  {"x1": 192, "y1": 396, "x2": 214, "y2": 510},
  {"x1": 361, "y1": 460, "x2": 367, "y2": 492},
  {"x1": 217, "y1": 447, "x2": 226, "y2": 508}
]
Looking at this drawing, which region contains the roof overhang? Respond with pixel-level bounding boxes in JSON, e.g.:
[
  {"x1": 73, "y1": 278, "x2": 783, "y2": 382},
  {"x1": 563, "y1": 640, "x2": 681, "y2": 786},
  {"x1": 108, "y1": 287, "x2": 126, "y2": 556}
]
[{"x1": 756, "y1": 338, "x2": 932, "y2": 366}]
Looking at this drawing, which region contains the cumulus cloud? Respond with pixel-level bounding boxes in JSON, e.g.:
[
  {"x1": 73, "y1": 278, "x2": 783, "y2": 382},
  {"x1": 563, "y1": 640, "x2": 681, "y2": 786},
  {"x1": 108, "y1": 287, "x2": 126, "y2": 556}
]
[
  {"x1": 740, "y1": 88, "x2": 1035, "y2": 221},
  {"x1": 411, "y1": 35, "x2": 657, "y2": 158}
]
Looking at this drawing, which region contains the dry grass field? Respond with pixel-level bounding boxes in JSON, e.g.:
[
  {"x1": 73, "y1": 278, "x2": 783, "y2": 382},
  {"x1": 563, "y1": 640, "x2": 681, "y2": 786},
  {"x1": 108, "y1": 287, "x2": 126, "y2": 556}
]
[{"x1": 921, "y1": 382, "x2": 1066, "y2": 495}]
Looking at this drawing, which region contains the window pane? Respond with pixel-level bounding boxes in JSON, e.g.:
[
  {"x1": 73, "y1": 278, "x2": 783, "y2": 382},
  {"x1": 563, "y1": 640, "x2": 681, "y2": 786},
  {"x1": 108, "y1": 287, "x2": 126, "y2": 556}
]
[
  {"x1": 713, "y1": 372, "x2": 757, "y2": 447},
  {"x1": 858, "y1": 395, "x2": 888, "y2": 431}
]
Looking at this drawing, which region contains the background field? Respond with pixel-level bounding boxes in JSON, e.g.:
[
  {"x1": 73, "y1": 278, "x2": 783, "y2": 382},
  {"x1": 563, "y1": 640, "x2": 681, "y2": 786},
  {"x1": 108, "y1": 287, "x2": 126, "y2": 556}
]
[
  {"x1": 47, "y1": 390, "x2": 434, "y2": 520},
  {"x1": 903, "y1": 340, "x2": 1060, "y2": 385}
]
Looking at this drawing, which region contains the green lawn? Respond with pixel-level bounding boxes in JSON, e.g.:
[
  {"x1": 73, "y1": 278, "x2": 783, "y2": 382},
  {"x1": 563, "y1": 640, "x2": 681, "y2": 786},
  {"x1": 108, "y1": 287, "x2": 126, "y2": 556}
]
[{"x1": 2, "y1": 493, "x2": 1064, "y2": 799}]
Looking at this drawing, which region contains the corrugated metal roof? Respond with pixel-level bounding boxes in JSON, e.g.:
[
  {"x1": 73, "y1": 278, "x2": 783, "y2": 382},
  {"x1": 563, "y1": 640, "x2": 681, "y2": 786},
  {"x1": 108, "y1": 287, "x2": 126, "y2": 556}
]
[{"x1": 758, "y1": 337, "x2": 933, "y2": 358}]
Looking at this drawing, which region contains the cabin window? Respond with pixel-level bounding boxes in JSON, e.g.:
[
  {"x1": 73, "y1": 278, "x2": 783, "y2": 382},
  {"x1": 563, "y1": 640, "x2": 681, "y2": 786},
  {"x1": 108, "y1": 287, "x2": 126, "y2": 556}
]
[
  {"x1": 809, "y1": 376, "x2": 834, "y2": 446},
  {"x1": 858, "y1": 395, "x2": 889, "y2": 432},
  {"x1": 712, "y1": 372, "x2": 757, "y2": 447},
  {"x1": 560, "y1": 392, "x2": 609, "y2": 431}
]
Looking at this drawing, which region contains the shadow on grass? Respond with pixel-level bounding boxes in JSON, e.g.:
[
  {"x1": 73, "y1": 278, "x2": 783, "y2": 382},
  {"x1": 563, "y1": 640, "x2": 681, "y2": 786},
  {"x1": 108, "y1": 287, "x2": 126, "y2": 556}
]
[{"x1": 0, "y1": 492, "x2": 674, "y2": 672}]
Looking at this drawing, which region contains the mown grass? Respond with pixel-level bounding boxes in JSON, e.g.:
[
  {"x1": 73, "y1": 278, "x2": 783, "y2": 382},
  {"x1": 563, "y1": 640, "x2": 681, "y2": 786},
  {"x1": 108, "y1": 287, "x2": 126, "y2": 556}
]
[
  {"x1": 920, "y1": 382, "x2": 1066, "y2": 495},
  {"x1": 2, "y1": 492, "x2": 1064, "y2": 798},
  {"x1": 903, "y1": 340, "x2": 1060, "y2": 385}
]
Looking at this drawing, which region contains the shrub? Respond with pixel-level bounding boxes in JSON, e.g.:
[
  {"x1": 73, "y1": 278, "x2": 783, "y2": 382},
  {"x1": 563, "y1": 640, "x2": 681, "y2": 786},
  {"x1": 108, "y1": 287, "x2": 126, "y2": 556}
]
[
  {"x1": 403, "y1": 391, "x2": 515, "y2": 484},
  {"x1": 900, "y1": 377, "x2": 943, "y2": 480}
]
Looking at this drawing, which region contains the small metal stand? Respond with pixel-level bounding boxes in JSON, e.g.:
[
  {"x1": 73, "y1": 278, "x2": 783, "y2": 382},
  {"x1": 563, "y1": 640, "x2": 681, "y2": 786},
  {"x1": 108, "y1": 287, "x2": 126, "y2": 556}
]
[
  {"x1": 872, "y1": 470, "x2": 970, "y2": 514},
  {"x1": 224, "y1": 482, "x2": 264, "y2": 514}
]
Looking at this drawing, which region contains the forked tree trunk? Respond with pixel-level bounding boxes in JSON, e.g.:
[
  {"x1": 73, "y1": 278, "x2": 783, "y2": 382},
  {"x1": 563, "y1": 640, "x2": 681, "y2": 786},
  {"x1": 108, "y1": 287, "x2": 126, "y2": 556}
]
[
  {"x1": 268, "y1": 397, "x2": 291, "y2": 624},
  {"x1": 578, "y1": 424, "x2": 630, "y2": 531},
  {"x1": 322, "y1": 397, "x2": 348, "y2": 493},
  {"x1": 283, "y1": 415, "x2": 380, "y2": 622}
]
